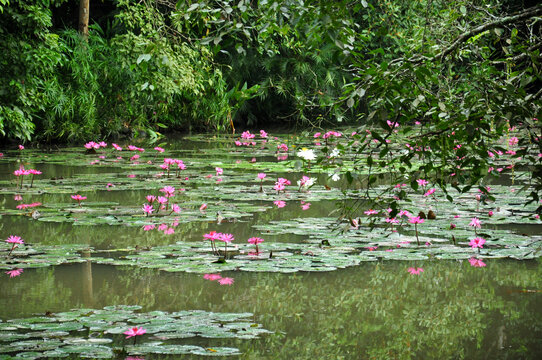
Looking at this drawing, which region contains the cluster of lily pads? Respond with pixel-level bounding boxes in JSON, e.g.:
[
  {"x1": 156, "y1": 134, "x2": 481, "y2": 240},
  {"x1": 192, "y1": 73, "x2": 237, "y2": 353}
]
[
  {"x1": 0, "y1": 305, "x2": 270, "y2": 358},
  {"x1": 1, "y1": 130, "x2": 541, "y2": 276}
]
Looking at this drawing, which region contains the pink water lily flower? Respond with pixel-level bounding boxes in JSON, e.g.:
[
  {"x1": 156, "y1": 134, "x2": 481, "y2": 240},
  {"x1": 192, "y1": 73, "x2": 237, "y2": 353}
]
[
  {"x1": 248, "y1": 237, "x2": 264, "y2": 253},
  {"x1": 143, "y1": 224, "x2": 155, "y2": 231},
  {"x1": 409, "y1": 216, "x2": 424, "y2": 246},
  {"x1": 407, "y1": 267, "x2": 424, "y2": 275},
  {"x1": 160, "y1": 186, "x2": 175, "y2": 197},
  {"x1": 469, "y1": 217, "x2": 481, "y2": 228},
  {"x1": 218, "y1": 277, "x2": 234, "y2": 285},
  {"x1": 468, "y1": 258, "x2": 486, "y2": 267},
  {"x1": 203, "y1": 273, "x2": 222, "y2": 281},
  {"x1": 416, "y1": 179, "x2": 429, "y2": 187},
  {"x1": 257, "y1": 173, "x2": 266, "y2": 180},
  {"x1": 142, "y1": 204, "x2": 154, "y2": 216},
  {"x1": 154, "y1": 147, "x2": 165, "y2": 153},
  {"x1": 6, "y1": 235, "x2": 24, "y2": 256},
  {"x1": 200, "y1": 203, "x2": 207, "y2": 212},
  {"x1": 469, "y1": 237, "x2": 486, "y2": 249},
  {"x1": 408, "y1": 216, "x2": 424, "y2": 224},
  {"x1": 71, "y1": 194, "x2": 87, "y2": 207},
  {"x1": 6, "y1": 269, "x2": 23, "y2": 278},
  {"x1": 124, "y1": 327, "x2": 146, "y2": 344},
  {"x1": 364, "y1": 209, "x2": 378, "y2": 215},
  {"x1": 274, "y1": 200, "x2": 286, "y2": 208},
  {"x1": 215, "y1": 167, "x2": 223, "y2": 176}
]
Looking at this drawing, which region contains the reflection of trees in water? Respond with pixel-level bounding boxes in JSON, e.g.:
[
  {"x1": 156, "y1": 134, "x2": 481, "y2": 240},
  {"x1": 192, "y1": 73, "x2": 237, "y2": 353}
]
[{"x1": 1, "y1": 260, "x2": 541, "y2": 358}]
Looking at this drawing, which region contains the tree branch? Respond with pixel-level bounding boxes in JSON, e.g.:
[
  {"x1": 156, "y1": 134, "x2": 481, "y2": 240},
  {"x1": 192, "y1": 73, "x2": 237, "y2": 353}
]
[{"x1": 438, "y1": 5, "x2": 542, "y2": 61}]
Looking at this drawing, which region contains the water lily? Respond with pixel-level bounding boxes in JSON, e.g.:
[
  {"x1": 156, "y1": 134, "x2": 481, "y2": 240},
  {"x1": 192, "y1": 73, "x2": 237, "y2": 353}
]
[
  {"x1": 469, "y1": 237, "x2": 486, "y2": 250},
  {"x1": 408, "y1": 216, "x2": 425, "y2": 246},
  {"x1": 297, "y1": 148, "x2": 316, "y2": 161},
  {"x1": 71, "y1": 194, "x2": 86, "y2": 207},
  {"x1": 124, "y1": 327, "x2": 146, "y2": 344},
  {"x1": 5, "y1": 269, "x2": 23, "y2": 278},
  {"x1": 203, "y1": 273, "x2": 222, "y2": 281},
  {"x1": 142, "y1": 204, "x2": 154, "y2": 216},
  {"x1": 407, "y1": 267, "x2": 424, "y2": 275},
  {"x1": 5, "y1": 235, "x2": 24, "y2": 256},
  {"x1": 468, "y1": 257, "x2": 486, "y2": 267},
  {"x1": 218, "y1": 277, "x2": 234, "y2": 285},
  {"x1": 247, "y1": 237, "x2": 264, "y2": 253}
]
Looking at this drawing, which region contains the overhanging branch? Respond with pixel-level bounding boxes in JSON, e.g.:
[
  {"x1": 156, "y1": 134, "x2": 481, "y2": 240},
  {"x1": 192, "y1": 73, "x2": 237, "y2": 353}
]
[{"x1": 438, "y1": 5, "x2": 542, "y2": 61}]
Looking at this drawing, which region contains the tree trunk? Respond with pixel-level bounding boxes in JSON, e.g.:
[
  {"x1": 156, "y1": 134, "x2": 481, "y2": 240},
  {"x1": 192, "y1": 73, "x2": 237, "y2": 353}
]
[{"x1": 79, "y1": 0, "x2": 89, "y2": 40}]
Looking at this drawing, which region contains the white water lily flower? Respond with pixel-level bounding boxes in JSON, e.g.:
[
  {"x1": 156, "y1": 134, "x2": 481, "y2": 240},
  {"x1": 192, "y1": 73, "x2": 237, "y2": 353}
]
[
  {"x1": 297, "y1": 148, "x2": 316, "y2": 161},
  {"x1": 329, "y1": 148, "x2": 340, "y2": 158},
  {"x1": 331, "y1": 173, "x2": 341, "y2": 181}
]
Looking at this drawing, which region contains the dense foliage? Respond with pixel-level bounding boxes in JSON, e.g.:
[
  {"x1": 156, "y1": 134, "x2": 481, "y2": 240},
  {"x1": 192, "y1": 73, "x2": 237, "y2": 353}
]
[{"x1": 0, "y1": 0, "x2": 540, "y2": 206}]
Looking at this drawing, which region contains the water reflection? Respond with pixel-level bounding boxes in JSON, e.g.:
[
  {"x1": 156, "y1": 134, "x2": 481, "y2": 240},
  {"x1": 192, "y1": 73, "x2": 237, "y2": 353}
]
[{"x1": 1, "y1": 260, "x2": 541, "y2": 359}]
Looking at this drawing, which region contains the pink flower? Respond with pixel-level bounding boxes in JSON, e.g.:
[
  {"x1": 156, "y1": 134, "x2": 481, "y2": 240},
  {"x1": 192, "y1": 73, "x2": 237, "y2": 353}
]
[
  {"x1": 247, "y1": 237, "x2": 264, "y2": 245},
  {"x1": 257, "y1": 173, "x2": 266, "y2": 180},
  {"x1": 241, "y1": 130, "x2": 255, "y2": 139},
  {"x1": 469, "y1": 217, "x2": 481, "y2": 228},
  {"x1": 219, "y1": 233, "x2": 234, "y2": 243},
  {"x1": 158, "y1": 223, "x2": 168, "y2": 231},
  {"x1": 164, "y1": 228, "x2": 175, "y2": 235},
  {"x1": 112, "y1": 143, "x2": 122, "y2": 151},
  {"x1": 124, "y1": 327, "x2": 146, "y2": 339},
  {"x1": 218, "y1": 277, "x2": 234, "y2": 285},
  {"x1": 260, "y1": 130, "x2": 268, "y2": 138},
  {"x1": 18, "y1": 145, "x2": 24, "y2": 150},
  {"x1": 407, "y1": 267, "x2": 424, "y2": 275},
  {"x1": 160, "y1": 186, "x2": 175, "y2": 197},
  {"x1": 277, "y1": 143, "x2": 288, "y2": 152},
  {"x1": 157, "y1": 196, "x2": 168, "y2": 204},
  {"x1": 314, "y1": 132, "x2": 321, "y2": 138},
  {"x1": 387, "y1": 120, "x2": 399, "y2": 128},
  {"x1": 171, "y1": 204, "x2": 181, "y2": 214},
  {"x1": 14, "y1": 194, "x2": 23, "y2": 201},
  {"x1": 301, "y1": 202, "x2": 311, "y2": 210},
  {"x1": 143, "y1": 224, "x2": 155, "y2": 231},
  {"x1": 367, "y1": 246, "x2": 378, "y2": 251},
  {"x1": 469, "y1": 237, "x2": 486, "y2": 249},
  {"x1": 204, "y1": 273, "x2": 222, "y2": 281},
  {"x1": 146, "y1": 195, "x2": 156, "y2": 203},
  {"x1": 274, "y1": 200, "x2": 286, "y2": 208},
  {"x1": 508, "y1": 137, "x2": 519, "y2": 146},
  {"x1": 6, "y1": 235, "x2": 24, "y2": 245},
  {"x1": 408, "y1": 216, "x2": 424, "y2": 224},
  {"x1": 468, "y1": 258, "x2": 486, "y2": 267},
  {"x1": 215, "y1": 167, "x2": 223, "y2": 176},
  {"x1": 71, "y1": 194, "x2": 87, "y2": 205},
  {"x1": 364, "y1": 209, "x2": 379, "y2": 215},
  {"x1": 16, "y1": 202, "x2": 42, "y2": 210},
  {"x1": 424, "y1": 188, "x2": 436, "y2": 197},
  {"x1": 416, "y1": 179, "x2": 429, "y2": 187},
  {"x1": 154, "y1": 147, "x2": 165, "y2": 153},
  {"x1": 142, "y1": 204, "x2": 154, "y2": 215},
  {"x1": 203, "y1": 231, "x2": 221, "y2": 241},
  {"x1": 450, "y1": 223, "x2": 456, "y2": 229},
  {"x1": 6, "y1": 269, "x2": 23, "y2": 278},
  {"x1": 488, "y1": 211, "x2": 493, "y2": 217},
  {"x1": 200, "y1": 203, "x2": 207, "y2": 212}
]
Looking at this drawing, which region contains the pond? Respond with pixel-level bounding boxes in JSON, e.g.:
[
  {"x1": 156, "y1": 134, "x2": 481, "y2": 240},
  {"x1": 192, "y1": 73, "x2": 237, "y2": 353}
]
[{"x1": 1, "y1": 131, "x2": 542, "y2": 359}]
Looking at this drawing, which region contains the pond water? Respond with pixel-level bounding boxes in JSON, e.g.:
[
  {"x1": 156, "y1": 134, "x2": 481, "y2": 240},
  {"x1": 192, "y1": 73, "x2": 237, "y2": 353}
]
[{"x1": 1, "y1": 133, "x2": 542, "y2": 359}]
